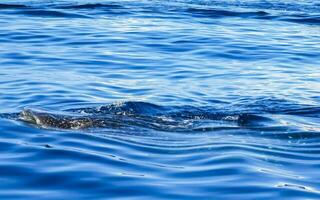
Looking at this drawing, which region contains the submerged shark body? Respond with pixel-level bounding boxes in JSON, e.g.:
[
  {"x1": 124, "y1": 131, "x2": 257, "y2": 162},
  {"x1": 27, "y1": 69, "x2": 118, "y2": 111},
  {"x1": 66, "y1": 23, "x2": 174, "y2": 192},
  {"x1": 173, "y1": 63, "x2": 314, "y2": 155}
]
[{"x1": 17, "y1": 102, "x2": 273, "y2": 131}]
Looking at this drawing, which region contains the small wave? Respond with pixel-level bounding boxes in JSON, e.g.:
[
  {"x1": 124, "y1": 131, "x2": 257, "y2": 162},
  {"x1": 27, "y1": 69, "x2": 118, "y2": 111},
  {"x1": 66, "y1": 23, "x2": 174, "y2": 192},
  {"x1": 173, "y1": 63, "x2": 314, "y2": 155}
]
[
  {"x1": 186, "y1": 7, "x2": 270, "y2": 19},
  {"x1": 281, "y1": 107, "x2": 320, "y2": 117},
  {"x1": 0, "y1": 3, "x2": 28, "y2": 9},
  {"x1": 281, "y1": 15, "x2": 320, "y2": 25},
  {"x1": 57, "y1": 3, "x2": 124, "y2": 10},
  {"x1": 15, "y1": 9, "x2": 92, "y2": 19},
  {"x1": 69, "y1": 101, "x2": 168, "y2": 116}
]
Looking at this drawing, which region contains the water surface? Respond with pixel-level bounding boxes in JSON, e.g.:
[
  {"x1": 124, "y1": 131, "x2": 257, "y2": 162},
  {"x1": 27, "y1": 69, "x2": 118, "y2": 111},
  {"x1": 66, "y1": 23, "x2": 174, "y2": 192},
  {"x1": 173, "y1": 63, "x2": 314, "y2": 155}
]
[{"x1": 0, "y1": 0, "x2": 320, "y2": 199}]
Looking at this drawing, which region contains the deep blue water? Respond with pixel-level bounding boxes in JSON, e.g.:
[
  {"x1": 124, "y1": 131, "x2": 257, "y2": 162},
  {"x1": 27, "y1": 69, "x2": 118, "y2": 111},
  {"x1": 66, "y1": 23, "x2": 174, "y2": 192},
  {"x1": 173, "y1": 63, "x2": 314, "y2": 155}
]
[{"x1": 0, "y1": 0, "x2": 320, "y2": 199}]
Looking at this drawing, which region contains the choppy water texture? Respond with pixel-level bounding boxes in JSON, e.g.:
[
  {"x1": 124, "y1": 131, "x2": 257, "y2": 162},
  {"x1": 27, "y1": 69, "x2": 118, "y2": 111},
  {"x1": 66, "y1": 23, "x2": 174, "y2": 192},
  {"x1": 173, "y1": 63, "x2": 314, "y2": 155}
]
[{"x1": 0, "y1": 0, "x2": 320, "y2": 199}]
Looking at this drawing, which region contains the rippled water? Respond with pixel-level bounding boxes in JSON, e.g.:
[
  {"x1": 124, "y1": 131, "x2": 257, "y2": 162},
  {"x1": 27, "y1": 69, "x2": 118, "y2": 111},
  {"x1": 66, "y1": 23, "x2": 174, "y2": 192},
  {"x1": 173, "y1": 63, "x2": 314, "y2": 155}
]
[{"x1": 0, "y1": 0, "x2": 320, "y2": 199}]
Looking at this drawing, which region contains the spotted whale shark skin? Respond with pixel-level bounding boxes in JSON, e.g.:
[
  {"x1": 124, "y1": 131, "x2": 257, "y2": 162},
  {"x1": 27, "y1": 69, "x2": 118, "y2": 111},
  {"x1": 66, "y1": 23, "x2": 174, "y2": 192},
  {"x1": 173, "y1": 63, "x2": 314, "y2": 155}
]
[{"x1": 19, "y1": 107, "x2": 123, "y2": 130}]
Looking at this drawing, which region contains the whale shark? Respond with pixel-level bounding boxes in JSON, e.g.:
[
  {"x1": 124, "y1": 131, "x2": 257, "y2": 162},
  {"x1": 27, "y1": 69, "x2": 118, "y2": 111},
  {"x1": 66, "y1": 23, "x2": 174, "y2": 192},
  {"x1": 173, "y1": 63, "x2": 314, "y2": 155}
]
[{"x1": 14, "y1": 102, "x2": 275, "y2": 131}]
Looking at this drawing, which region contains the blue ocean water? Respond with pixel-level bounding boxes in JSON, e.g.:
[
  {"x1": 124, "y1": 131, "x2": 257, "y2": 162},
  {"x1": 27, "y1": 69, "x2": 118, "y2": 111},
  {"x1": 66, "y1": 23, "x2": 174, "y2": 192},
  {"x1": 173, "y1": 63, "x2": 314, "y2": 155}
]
[{"x1": 0, "y1": 0, "x2": 320, "y2": 199}]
